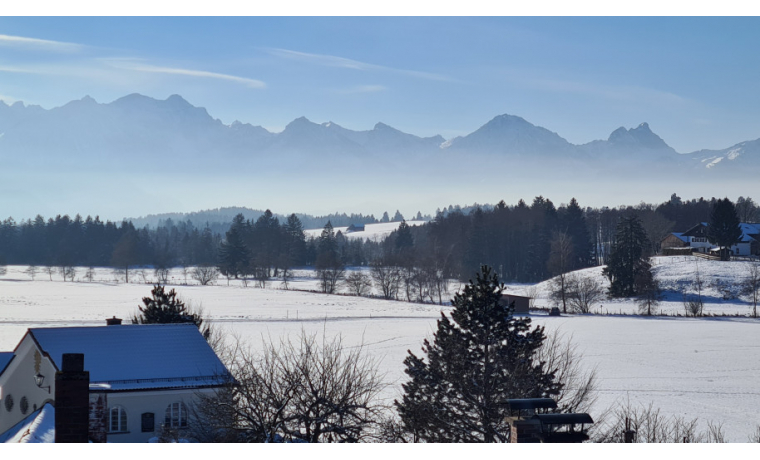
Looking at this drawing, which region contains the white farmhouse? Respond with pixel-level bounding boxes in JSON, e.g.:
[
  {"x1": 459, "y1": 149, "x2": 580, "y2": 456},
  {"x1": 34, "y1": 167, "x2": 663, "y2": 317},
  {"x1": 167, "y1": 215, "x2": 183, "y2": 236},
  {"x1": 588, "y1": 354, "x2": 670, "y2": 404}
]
[
  {"x1": 680, "y1": 222, "x2": 760, "y2": 257},
  {"x1": 0, "y1": 322, "x2": 230, "y2": 443}
]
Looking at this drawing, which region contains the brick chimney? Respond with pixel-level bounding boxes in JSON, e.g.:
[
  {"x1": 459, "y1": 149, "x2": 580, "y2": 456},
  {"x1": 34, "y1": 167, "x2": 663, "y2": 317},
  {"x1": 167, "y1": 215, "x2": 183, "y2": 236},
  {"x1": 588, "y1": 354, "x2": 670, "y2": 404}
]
[
  {"x1": 55, "y1": 353, "x2": 90, "y2": 443},
  {"x1": 106, "y1": 316, "x2": 122, "y2": 326}
]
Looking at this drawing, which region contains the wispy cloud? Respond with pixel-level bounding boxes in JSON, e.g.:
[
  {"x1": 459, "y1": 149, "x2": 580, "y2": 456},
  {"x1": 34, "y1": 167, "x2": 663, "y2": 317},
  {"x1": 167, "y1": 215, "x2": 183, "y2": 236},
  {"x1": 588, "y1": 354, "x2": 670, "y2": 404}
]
[
  {"x1": 107, "y1": 60, "x2": 266, "y2": 89},
  {"x1": 524, "y1": 76, "x2": 690, "y2": 105},
  {"x1": 0, "y1": 65, "x2": 39, "y2": 74},
  {"x1": 265, "y1": 48, "x2": 453, "y2": 82},
  {"x1": 497, "y1": 68, "x2": 692, "y2": 107},
  {"x1": 335, "y1": 84, "x2": 387, "y2": 94},
  {"x1": 0, "y1": 34, "x2": 84, "y2": 52}
]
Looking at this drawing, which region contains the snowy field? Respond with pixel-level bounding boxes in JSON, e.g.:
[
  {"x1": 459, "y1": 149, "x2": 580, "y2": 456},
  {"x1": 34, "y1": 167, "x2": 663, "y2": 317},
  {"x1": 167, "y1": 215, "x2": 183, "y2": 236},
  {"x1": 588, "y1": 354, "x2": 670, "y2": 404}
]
[
  {"x1": 303, "y1": 220, "x2": 427, "y2": 241},
  {"x1": 1, "y1": 258, "x2": 760, "y2": 441}
]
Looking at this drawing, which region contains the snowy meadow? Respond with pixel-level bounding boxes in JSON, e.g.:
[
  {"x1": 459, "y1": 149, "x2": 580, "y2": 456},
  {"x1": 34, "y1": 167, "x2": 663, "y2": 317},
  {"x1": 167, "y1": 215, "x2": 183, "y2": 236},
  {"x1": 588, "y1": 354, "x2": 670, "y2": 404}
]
[{"x1": 1, "y1": 257, "x2": 759, "y2": 442}]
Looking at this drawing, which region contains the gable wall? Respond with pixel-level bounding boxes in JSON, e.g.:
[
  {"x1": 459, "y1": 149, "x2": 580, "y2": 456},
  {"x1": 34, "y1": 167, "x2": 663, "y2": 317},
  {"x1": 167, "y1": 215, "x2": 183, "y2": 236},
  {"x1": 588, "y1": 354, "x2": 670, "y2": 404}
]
[{"x1": 0, "y1": 334, "x2": 57, "y2": 434}]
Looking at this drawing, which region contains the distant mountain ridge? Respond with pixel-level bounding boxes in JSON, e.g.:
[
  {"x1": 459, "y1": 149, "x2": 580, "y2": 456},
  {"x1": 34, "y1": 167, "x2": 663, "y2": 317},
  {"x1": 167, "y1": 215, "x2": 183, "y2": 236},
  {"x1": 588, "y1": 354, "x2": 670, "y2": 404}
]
[{"x1": 0, "y1": 93, "x2": 758, "y2": 172}]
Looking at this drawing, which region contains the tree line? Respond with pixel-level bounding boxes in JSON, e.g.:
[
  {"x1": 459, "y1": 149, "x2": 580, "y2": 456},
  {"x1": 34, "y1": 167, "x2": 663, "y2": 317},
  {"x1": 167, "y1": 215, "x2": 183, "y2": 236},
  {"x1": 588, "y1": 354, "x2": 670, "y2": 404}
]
[{"x1": 1, "y1": 194, "x2": 758, "y2": 286}]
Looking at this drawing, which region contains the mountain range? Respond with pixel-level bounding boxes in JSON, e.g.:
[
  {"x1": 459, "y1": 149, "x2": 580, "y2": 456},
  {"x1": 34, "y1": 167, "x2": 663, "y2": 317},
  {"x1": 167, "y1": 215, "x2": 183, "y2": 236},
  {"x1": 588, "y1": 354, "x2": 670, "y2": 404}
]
[{"x1": 0, "y1": 93, "x2": 756, "y2": 173}]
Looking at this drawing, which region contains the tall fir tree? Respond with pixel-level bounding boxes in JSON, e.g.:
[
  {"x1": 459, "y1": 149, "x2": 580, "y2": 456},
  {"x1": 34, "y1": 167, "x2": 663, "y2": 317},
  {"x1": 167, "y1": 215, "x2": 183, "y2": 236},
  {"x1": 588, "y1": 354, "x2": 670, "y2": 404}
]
[
  {"x1": 396, "y1": 265, "x2": 561, "y2": 442},
  {"x1": 218, "y1": 213, "x2": 250, "y2": 278},
  {"x1": 603, "y1": 215, "x2": 651, "y2": 297},
  {"x1": 707, "y1": 198, "x2": 742, "y2": 261}
]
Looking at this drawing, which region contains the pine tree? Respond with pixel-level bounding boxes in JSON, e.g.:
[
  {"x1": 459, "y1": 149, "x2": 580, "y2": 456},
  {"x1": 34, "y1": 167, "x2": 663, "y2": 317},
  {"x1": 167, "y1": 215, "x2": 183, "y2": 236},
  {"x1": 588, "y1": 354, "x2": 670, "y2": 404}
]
[
  {"x1": 561, "y1": 198, "x2": 593, "y2": 269},
  {"x1": 603, "y1": 215, "x2": 651, "y2": 297},
  {"x1": 133, "y1": 285, "x2": 211, "y2": 339},
  {"x1": 218, "y1": 214, "x2": 250, "y2": 278},
  {"x1": 395, "y1": 265, "x2": 561, "y2": 442},
  {"x1": 707, "y1": 198, "x2": 742, "y2": 261}
]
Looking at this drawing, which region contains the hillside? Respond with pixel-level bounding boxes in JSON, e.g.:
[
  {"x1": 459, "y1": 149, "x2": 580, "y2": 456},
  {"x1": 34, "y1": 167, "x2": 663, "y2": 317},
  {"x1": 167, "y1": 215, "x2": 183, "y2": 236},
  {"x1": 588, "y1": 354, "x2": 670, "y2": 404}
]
[{"x1": 523, "y1": 256, "x2": 758, "y2": 316}]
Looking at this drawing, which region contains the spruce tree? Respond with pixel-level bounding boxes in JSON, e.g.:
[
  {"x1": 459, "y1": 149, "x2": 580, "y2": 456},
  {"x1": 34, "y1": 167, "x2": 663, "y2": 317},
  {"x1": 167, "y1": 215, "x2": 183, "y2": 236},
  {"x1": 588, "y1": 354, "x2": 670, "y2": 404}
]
[
  {"x1": 707, "y1": 198, "x2": 742, "y2": 261},
  {"x1": 603, "y1": 215, "x2": 651, "y2": 297},
  {"x1": 133, "y1": 285, "x2": 211, "y2": 339},
  {"x1": 218, "y1": 214, "x2": 250, "y2": 278},
  {"x1": 396, "y1": 265, "x2": 560, "y2": 442}
]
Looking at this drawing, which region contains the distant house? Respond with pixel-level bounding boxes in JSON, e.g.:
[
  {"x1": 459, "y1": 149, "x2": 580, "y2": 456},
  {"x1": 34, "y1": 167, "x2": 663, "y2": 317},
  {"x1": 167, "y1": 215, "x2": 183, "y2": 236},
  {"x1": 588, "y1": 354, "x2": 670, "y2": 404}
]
[
  {"x1": 675, "y1": 222, "x2": 760, "y2": 257},
  {"x1": 499, "y1": 294, "x2": 531, "y2": 315},
  {"x1": 681, "y1": 222, "x2": 711, "y2": 253},
  {"x1": 660, "y1": 232, "x2": 689, "y2": 254},
  {"x1": 346, "y1": 224, "x2": 365, "y2": 233},
  {"x1": 0, "y1": 322, "x2": 231, "y2": 443}
]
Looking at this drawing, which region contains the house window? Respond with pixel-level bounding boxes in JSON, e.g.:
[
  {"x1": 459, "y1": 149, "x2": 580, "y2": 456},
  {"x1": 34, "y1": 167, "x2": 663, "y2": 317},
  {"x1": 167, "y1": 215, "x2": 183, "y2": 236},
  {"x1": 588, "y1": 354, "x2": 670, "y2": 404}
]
[
  {"x1": 109, "y1": 406, "x2": 128, "y2": 432},
  {"x1": 164, "y1": 402, "x2": 188, "y2": 429}
]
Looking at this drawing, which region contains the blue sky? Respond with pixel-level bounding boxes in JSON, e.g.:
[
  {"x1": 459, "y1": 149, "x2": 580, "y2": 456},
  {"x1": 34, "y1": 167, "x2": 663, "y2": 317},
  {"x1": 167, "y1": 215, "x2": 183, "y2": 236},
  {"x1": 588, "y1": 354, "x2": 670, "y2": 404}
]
[{"x1": 1, "y1": 16, "x2": 760, "y2": 152}]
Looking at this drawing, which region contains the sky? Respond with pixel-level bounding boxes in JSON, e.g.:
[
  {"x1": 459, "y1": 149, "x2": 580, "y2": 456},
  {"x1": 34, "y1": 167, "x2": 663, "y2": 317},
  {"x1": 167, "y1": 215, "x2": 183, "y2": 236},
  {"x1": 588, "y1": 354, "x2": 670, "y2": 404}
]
[
  {"x1": 2, "y1": 13, "x2": 760, "y2": 221},
  {"x1": 1, "y1": 16, "x2": 760, "y2": 153}
]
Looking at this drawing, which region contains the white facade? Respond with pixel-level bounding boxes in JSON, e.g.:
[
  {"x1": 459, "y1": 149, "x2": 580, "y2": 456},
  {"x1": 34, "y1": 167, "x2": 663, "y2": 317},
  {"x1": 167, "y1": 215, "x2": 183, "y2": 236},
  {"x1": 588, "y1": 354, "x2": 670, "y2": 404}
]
[
  {"x1": 0, "y1": 335, "x2": 56, "y2": 435},
  {"x1": 0, "y1": 324, "x2": 230, "y2": 443}
]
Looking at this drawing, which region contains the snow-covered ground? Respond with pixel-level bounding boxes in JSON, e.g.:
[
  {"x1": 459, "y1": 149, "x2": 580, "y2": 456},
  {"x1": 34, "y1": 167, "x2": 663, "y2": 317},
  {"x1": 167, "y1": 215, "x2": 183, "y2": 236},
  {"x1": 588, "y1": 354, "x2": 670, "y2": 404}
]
[
  {"x1": 518, "y1": 256, "x2": 760, "y2": 316},
  {"x1": 303, "y1": 220, "x2": 427, "y2": 241},
  {"x1": 1, "y1": 257, "x2": 760, "y2": 441}
]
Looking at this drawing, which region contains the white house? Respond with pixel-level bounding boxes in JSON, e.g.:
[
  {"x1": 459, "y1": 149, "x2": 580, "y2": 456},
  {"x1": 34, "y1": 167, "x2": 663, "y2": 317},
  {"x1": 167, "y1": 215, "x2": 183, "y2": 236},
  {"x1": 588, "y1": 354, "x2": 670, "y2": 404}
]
[
  {"x1": 0, "y1": 322, "x2": 231, "y2": 443},
  {"x1": 680, "y1": 222, "x2": 760, "y2": 257}
]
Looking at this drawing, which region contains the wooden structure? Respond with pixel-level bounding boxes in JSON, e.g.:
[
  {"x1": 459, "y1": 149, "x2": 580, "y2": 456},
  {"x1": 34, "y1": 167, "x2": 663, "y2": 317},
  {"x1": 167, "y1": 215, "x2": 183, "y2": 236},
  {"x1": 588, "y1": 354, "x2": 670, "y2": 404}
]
[{"x1": 499, "y1": 294, "x2": 531, "y2": 315}]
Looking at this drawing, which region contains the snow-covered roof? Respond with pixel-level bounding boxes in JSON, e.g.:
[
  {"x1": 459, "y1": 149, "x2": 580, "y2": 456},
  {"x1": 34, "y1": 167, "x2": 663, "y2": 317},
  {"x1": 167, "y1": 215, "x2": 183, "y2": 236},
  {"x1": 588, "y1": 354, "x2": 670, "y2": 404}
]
[
  {"x1": 739, "y1": 223, "x2": 760, "y2": 242},
  {"x1": 0, "y1": 352, "x2": 14, "y2": 377},
  {"x1": 0, "y1": 403, "x2": 54, "y2": 443},
  {"x1": 29, "y1": 324, "x2": 230, "y2": 391},
  {"x1": 671, "y1": 232, "x2": 688, "y2": 243}
]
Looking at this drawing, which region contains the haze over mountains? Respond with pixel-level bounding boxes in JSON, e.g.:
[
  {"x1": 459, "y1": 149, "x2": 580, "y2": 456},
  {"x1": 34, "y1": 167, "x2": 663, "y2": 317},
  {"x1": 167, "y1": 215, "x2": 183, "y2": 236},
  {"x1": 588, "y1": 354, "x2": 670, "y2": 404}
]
[
  {"x1": 2, "y1": 93, "x2": 756, "y2": 170},
  {"x1": 0, "y1": 93, "x2": 756, "y2": 220}
]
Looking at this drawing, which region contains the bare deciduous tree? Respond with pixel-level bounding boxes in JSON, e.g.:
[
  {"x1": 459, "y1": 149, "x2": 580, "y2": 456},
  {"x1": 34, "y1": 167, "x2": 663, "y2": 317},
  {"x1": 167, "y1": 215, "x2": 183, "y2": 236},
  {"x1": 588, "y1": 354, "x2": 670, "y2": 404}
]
[
  {"x1": 24, "y1": 265, "x2": 37, "y2": 280},
  {"x1": 191, "y1": 332, "x2": 385, "y2": 443},
  {"x1": 84, "y1": 267, "x2": 96, "y2": 283},
  {"x1": 44, "y1": 266, "x2": 55, "y2": 281},
  {"x1": 317, "y1": 267, "x2": 344, "y2": 294},
  {"x1": 192, "y1": 266, "x2": 219, "y2": 286},
  {"x1": 155, "y1": 267, "x2": 170, "y2": 285},
  {"x1": 592, "y1": 401, "x2": 726, "y2": 443},
  {"x1": 683, "y1": 260, "x2": 704, "y2": 317},
  {"x1": 636, "y1": 273, "x2": 663, "y2": 316},
  {"x1": 536, "y1": 330, "x2": 597, "y2": 414},
  {"x1": 370, "y1": 259, "x2": 401, "y2": 300},
  {"x1": 344, "y1": 271, "x2": 372, "y2": 297},
  {"x1": 280, "y1": 267, "x2": 293, "y2": 290},
  {"x1": 567, "y1": 274, "x2": 605, "y2": 314},
  {"x1": 742, "y1": 262, "x2": 760, "y2": 318},
  {"x1": 62, "y1": 265, "x2": 77, "y2": 282},
  {"x1": 547, "y1": 231, "x2": 574, "y2": 313}
]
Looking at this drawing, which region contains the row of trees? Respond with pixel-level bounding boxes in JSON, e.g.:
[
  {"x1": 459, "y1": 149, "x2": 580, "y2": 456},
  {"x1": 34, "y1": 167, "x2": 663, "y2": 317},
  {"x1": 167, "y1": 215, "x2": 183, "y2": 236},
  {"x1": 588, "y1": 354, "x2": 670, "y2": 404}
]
[{"x1": 2, "y1": 194, "x2": 757, "y2": 287}]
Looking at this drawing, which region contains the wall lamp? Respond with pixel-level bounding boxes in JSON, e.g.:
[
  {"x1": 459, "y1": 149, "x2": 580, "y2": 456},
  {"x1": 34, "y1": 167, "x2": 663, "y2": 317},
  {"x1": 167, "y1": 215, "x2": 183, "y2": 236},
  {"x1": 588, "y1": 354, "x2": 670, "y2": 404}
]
[{"x1": 34, "y1": 373, "x2": 50, "y2": 394}]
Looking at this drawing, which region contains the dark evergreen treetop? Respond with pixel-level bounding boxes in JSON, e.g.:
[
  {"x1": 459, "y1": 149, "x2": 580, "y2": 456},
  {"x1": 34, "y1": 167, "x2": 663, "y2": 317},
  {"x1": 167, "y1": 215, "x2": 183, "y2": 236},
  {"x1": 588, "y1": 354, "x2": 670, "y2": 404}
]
[
  {"x1": 707, "y1": 198, "x2": 742, "y2": 260},
  {"x1": 603, "y1": 215, "x2": 651, "y2": 297},
  {"x1": 133, "y1": 285, "x2": 211, "y2": 339},
  {"x1": 396, "y1": 265, "x2": 560, "y2": 442},
  {"x1": 395, "y1": 220, "x2": 414, "y2": 252},
  {"x1": 218, "y1": 213, "x2": 251, "y2": 278}
]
